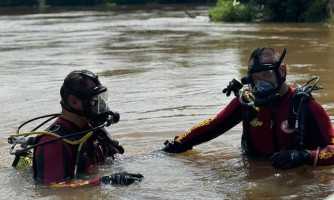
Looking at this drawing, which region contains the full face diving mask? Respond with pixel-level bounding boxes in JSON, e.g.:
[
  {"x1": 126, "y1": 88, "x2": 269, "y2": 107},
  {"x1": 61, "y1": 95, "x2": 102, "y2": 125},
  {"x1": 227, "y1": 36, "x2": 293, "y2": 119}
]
[
  {"x1": 61, "y1": 70, "x2": 110, "y2": 121},
  {"x1": 241, "y1": 48, "x2": 287, "y2": 99},
  {"x1": 250, "y1": 70, "x2": 280, "y2": 98},
  {"x1": 83, "y1": 85, "x2": 110, "y2": 118}
]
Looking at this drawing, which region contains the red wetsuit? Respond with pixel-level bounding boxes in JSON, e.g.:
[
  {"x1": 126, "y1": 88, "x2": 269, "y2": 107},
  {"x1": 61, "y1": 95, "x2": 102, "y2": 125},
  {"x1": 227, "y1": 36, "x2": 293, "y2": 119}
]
[
  {"x1": 177, "y1": 87, "x2": 334, "y2": 166},
  {"x1": 33, "y1": 117, "x2": 105, "y2": 185}
]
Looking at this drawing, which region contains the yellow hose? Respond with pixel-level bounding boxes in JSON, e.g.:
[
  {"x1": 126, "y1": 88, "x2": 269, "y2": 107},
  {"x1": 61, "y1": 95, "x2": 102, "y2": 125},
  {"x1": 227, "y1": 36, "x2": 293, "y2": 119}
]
[
  {"x1": 10, "y1": 130, "x2": 95, "y2": 174},
  {"x1": 10, "y1": 131, "x2": 89, "y2": 145},
  {"x1": 73, "y1": 131, "x2": 94, "y2": 176}
]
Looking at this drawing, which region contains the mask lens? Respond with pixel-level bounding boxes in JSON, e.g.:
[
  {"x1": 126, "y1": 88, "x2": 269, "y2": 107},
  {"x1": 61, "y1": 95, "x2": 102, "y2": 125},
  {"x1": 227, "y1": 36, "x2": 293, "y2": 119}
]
[
  {"x1": 250, "y1": 70, "x2": 279, "y2": 97},
  {"x1": 90, "y1": 91, "x2": 109, "y2": 115},
  {"x1": 253, "y1": 79, "x2": 275, "y2": 93}
]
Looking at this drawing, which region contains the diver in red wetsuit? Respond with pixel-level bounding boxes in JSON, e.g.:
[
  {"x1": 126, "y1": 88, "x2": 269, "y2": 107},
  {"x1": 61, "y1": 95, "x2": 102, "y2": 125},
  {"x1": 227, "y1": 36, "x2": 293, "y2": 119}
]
[
  {"x1": 162, "y1": 47, "x2": 334, "y2": 170},
  {"x1": 33, "y1": 70, "x2": 142, "y2": 185}
]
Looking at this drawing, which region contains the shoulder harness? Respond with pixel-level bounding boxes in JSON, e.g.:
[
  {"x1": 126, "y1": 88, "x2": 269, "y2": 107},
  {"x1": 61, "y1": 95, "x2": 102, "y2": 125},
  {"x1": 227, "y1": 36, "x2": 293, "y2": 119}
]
[{"x1": 288, "y1": 77, "x2": 323, "y2": 150}]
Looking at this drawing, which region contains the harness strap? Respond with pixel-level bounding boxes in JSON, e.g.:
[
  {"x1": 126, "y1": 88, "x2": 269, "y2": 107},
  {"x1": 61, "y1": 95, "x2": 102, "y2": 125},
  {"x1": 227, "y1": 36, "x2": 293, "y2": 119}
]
[
  {"x1": 269, "y1": 110, "x2": 279, "y2": 152},
  {"x1": 288, "y1": 85, "x2": 316, "y2": 150}
]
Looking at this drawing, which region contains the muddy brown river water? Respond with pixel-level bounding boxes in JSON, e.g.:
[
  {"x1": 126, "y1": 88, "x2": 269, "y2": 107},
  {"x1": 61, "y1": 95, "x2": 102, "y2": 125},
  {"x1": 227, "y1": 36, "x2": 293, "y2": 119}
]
[{"x1": 0, "y1": 4, "x2": 334, "y2": 200}]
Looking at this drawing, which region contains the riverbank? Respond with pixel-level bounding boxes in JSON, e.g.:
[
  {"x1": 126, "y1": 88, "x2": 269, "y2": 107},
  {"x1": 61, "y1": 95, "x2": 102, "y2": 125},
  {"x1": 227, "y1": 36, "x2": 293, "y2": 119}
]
[{"x1": 1, "y1": 0, "x2": 334, "y2": 26}]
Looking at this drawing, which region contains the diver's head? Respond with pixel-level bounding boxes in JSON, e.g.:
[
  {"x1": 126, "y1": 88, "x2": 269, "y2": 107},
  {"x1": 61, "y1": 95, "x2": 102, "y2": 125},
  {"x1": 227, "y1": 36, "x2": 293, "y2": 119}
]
[
  {"x1": 60, "y1": 70, "x2": 110, "y2": 123},
  {"x1": 241, "y1": 47, "x2": 287, "y2": 99}
]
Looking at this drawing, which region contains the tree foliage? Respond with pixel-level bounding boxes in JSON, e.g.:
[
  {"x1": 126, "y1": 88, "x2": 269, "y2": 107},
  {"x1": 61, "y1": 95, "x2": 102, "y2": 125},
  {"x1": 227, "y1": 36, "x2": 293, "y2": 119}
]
[
  {"x1": 255, "y1": 0, "x2": 329, "y2": 22},
  {"x1": 0, "y1": 0, "x2": 331, "y2": 23},
  {"x1": 304, "y1": 0, "x2": 329, "y2": 22},
  {"x1": 208, "y1": 0, "x2": 253, "y2": 22},
  {"x1": 209, "y1": 0, "x2": 330, "y2": 22}
]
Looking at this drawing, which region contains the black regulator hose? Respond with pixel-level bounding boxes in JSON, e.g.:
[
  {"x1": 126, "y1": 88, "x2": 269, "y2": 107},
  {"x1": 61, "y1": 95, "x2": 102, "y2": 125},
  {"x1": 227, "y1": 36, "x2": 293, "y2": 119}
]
[
  {"x1": 17, "y1": 114, "x2": 60, "y2": 134},
  {"x1": 12, "y1": 111, "x2": 120, "y2": 154},
  {"x1": 13, "y1": 120, "x2": 109, "y2": 155}
]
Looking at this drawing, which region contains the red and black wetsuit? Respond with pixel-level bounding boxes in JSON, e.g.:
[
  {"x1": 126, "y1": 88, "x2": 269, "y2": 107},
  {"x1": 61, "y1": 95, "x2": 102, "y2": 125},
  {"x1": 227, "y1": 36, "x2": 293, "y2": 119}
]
[
  {"x1": 177, "y1": 87, "x2": 334, "y2": 166},
  {"x1": 33, "y1": 117, "x2": 105, "y2": 185}
]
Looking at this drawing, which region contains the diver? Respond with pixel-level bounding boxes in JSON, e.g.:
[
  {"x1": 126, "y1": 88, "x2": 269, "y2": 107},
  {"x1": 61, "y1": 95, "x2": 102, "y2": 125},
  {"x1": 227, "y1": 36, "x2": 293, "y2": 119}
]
[
  {"x1": 9, "y1": 70, "x2": 143, "y2": 186},
  {"x1": 162, "y1": 47, "x2": 334, "y2": 170}
]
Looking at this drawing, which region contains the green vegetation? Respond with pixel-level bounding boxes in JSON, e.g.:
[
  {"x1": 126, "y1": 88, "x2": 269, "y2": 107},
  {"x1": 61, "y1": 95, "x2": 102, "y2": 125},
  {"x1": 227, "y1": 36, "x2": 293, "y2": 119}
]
[
  {"x1": 0, "y1": 0, "x2": 332, "y2": 25},
  {"x1": 329, "y1": 11, "x2": 334, "y2": 26},
  {"x1": 209, "y1": 0, "x2": 331, "y2": 22},
  {"x1": 208, "y1": 0, "x2": 254, "y2": 22},
  {"x1": 304, "y1": 0, "x2": 330, "y2": 22}
]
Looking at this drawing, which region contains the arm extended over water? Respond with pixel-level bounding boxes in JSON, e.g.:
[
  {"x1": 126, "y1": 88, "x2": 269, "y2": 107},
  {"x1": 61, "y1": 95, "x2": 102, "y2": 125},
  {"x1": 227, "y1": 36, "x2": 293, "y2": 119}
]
[{"x1": 162, "y1": 98, "x2": 243, "y2": 153}]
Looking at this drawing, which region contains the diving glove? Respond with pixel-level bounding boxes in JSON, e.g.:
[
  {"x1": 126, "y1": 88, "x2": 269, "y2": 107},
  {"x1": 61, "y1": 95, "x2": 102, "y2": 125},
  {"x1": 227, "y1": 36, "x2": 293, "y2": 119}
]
[
  {"x1": 107, "y1": 139, "x2": 125, "y2": 155},
  {"x1": 269, "y1": 150, "x2": 311, "y2": 170},
  {"x1": 100, "y1": 172, "x2": 144, "y2": 185},
  {"x1": 96, "y1": 129, "x2": 124, "y2": 158},
  {"x1": 222, "y1": 79, "x2": 243, "y2": 97},
  {"x1": 162, "y1": 136, "x2": 192, "y2": 153}
]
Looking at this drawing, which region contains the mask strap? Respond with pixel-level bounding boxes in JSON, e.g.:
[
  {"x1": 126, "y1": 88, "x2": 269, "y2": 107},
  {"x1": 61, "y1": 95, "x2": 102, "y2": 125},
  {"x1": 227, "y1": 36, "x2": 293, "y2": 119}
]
[
  {"x1": 60, "y1": 83, "x2": 91, "y2": 118},
  {"x1": 60, "y1": 100, "x2": 87, "y2": 117},
  {"x1": 276, "y1": 48, "x2": 287, "y2": 67},
  {"x1": 253, "y1": 47, "x2": 264, "y2": 66},
  {"x1": 277, "y1": 48, "x2": 287, "y2": 83}
]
